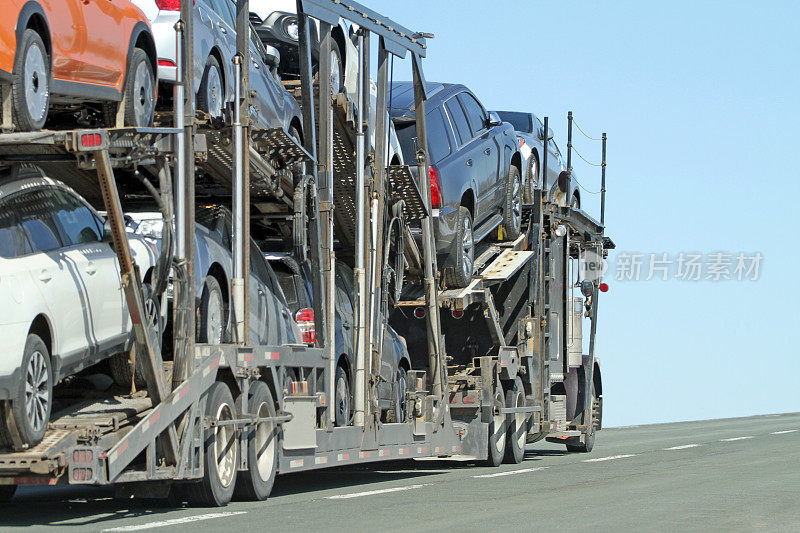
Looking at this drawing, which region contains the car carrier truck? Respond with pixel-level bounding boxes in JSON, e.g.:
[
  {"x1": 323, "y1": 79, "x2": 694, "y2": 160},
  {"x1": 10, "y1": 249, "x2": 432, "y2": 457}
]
[{"x1": 0, "y1": 0, "x2": 613, "y2": 506}]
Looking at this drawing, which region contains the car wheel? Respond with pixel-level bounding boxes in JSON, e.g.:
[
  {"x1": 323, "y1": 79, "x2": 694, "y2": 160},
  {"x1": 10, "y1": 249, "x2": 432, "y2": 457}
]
[
  {"x1": 188, "y1": 382, "x2": 238, "y2": 507},
  {"x1": 329, "y1": 46, "x2": 344, "y2": 95},
  {"x1": 198, "y1": 275, "x2": 226, "y2": 344},
  {"x1": 504, "y1": 377, "x2": 526, "y2": 464},
  {"x1": 234, "y1": 381, "x2": 278, "y2": 501},
  {"x1": 109, "y1": 283, "x2": 162, "y2": 388},
  {"x1": 525, "y1": 156, "x2": 538, "y2": 203},
  {"x1": 123, "y1": 48, "x2": 155, "y2": 127},
  {"x1": 334, "y1": 365, "x2": 351, "y2": 427},
  {"x1": 386, "y1": 366, "x2": 408, "y2": 423},
  {"x1": 443, "y1": 207, "x2": 474, "y2": 289},
  {"x1": 197, "y1": 55, "x2": 224, "y2": 119},
  {"x1": 570, "y1": 193, "x2": 580, "y2": 210},
  {"x1": 501, "y1": 165, "x2": 523, "y2": 241},
  {"x1": 11, "y1": 29, "x2": 50, "y2": 131},
  {"x1": 0, "y1": 334, "x2": 52, "y2": 450},
  {"x1": 485, "y1": 384, "x2": 506, "y2": 467}
]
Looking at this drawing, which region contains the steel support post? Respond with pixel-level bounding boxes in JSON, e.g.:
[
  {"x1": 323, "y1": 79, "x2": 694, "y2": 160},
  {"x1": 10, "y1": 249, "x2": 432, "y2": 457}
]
[
  {"x1": 353, "y1": 30, "x2": 368, "y2": 427},
  {"x1": 318, "y1": 22, "x2": 337, "y2": 427},
  {"x1": 601, "y1": 133, "x2": 607, "y2": 226},
  {"x1": 173, "y1": 1, "x2": 196, "y2": 388},
  {"x1": 542, "y1": 116, "x2": 549, "y2": 191},
  {"x1": 233, "y1": 0, "x2": 252, "y2": 344},
  {"x1": 411, "y1": 53, "x2": 444, "y2": 400},
  {"x1": 566, "y1": 111, "x2": 573, "y2": 206}
]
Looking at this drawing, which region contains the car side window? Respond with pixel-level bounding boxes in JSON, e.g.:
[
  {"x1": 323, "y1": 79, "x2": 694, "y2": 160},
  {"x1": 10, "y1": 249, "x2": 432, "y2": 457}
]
[
  {"x1": 425, "y1": 108, "x2": 452, "y2": 164},
  {"x1": 457, "y1": 93, "x2": 487, "y2": 137},
  {"x1": 15, "y1": 189, "x2": 63, "y2": 253},
  {"x1": 445, "y1": 98, "x2": 471, "y2": 146},
  {"x1": 0, "y1": 199, "x2": 31, "y2": 258},
  {"x1": 209, "y1": 0, "x2": 236, "y2": 28},
  {"x1": 52, "y1": 190, "x2": 103, "y2": 246}
]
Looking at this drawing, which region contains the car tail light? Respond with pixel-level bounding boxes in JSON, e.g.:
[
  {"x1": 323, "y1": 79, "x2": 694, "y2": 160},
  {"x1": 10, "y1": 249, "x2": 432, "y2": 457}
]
[
  {"x1": 155, "y1": 0, "x2": 195, "y2": 10},
  {"x1": 295, "y1": 308, "x2": 316, "y2": 344},
  {"x1": 428, "y1": 165, "x2": 442, "y2": 209},
  {"x1": 158, "y1": 59, "x2": 176, "y2": 68}
]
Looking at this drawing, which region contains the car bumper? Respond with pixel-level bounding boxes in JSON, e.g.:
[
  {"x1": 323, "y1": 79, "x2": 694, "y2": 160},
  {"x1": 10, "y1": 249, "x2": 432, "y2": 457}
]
[
  {"x1": 430, "y1": 206, "x2": 460, "y2": 269},
  {"x1": 0, "y1": 322, "x2": 30, "y2": 400},
  {"x1": 150, "y1": 13, "x2": 180, "y2": 84}
]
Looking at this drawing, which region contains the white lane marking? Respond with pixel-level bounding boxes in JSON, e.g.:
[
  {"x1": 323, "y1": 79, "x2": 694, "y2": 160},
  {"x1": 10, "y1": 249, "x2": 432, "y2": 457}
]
[
  {"x1": 771, "y1": 430, "x2": 798, "y2": 435},
  {"x1": 326, "y1": 483, "x2": 432, "y2": 500},
  {"x1": 102, "y1": 512, "x2": 247, "y2": 532},
  {"x1": 582, "y1": 454, "x2": 637, "y2": 463},
  {"x1": 473, "y1": 466, "x2": 548, "y2": 478},
  {"x1": 719, "y1": 436, "x2": 754, "y2": 442},
  {"x1": 664, "y1": 444, "x2": 701, "y2": 450}
]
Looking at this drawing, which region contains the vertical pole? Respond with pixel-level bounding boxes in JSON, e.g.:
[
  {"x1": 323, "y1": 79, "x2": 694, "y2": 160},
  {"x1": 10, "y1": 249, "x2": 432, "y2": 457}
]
[
  {"x1": 566, "y1": 111, "x2": 572, "y2": 206},
  {"x1": 600, "y1": 133, "x2": 607, "y2": 226},
  {"x1": 173, "y1": 0, "x2": 196, "y2": 388},
  {"x1": 296, "y1": 3, "x2": 326, "y2": 357},
  {"x1": 411, "y1": 53, "x2": 443, "y2": 400},
  {"x1": 353, "y1": 30, "x2": 367, "y2": 427},
  {"x1": 542, "y1": 116, "x2": 549, "y2": 193},
  {"x1": 232, "y1": 0, "x2": 251, "y2": 344},
  {"x1": 318, "y1": 22, "x2": 336, "y2": 427}
]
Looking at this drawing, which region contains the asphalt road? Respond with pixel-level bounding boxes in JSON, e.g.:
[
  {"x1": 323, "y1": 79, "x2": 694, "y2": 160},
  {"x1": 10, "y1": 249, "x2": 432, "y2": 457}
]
[{"x1": 2, "y1": 412, "x2": 799, "y2": 532}]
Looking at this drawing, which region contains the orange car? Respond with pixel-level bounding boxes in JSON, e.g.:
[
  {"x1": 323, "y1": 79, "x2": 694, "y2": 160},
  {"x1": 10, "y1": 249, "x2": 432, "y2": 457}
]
[{"x1": 0, "y1": 0, "x2": 158, "y2": 130}]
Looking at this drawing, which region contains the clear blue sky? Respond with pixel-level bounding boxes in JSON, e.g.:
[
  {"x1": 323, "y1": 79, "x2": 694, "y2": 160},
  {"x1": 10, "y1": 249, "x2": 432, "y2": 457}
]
[{"x1": 371, "y1": 0, "x2": 800, "y2": 426}]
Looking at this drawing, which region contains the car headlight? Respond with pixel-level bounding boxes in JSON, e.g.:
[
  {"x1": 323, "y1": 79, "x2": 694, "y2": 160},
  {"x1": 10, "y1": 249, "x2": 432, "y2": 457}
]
[
  {"x1": 284, "y1": 18, "x2": 299, "y2": 41},
  {"x1": 135, "y1": 219, "x2": 164, "y2": 240}
]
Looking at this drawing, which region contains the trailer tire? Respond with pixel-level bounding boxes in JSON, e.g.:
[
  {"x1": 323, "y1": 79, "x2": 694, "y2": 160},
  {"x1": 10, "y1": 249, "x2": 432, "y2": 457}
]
[
  {"x1": 234, "y1": 381, "x2": 278, "y2": 501},
  {"x1": 504, "y1": 377, "x2": 526, "y2": 464},
  {"x1": 485, "y1": 386, "x2": 506, "y2": 467},
  {"x1": 188, "y1": 382, "x2": 238, "y2": 507},
  {"x1": 0, "y1": 484, "x2": 16, "y2": 501}
]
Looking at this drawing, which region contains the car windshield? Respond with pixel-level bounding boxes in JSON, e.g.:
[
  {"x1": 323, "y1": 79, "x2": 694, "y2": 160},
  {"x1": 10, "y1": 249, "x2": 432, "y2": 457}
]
[{"x1": 497, "y1": 111, "x2": 532, "y2": 133}]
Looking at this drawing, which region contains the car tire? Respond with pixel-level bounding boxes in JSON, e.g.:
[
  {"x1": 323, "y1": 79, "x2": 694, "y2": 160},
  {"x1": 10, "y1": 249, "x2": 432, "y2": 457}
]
[
  {"x1": 485, "y1": 384, "x2": 506, "y2": 467},
  {"x1": 329, "y1": 46, "x2": 344, "y2": 95},
  {"x1": 109, "y1": 283, "x2": 162, "y2": 389},
  {"x1": 11, "y1": 29, "x2": 50, "y2": 131},
  {"x1": 198, "y1": 275, "x2": 226, "y2": 344},
  {"x1": 334, "y1": 365, "x2": 351, "y2": 427},
  {"x1": 0, "y1": 485, "x2": 16, "y2": 501},
  {"x1": 443, "y1": 206, "x2": 474, "y2": 289},
  {"x1": 570, "y1": 193, "x2": 580, "y2": 210},
  {"x1": 197, "y1": 55, "x2": 225, "y2": 119},
  {"x1": 123, "y1": 48, "x2": 155, "y2": 127},
  {"x1": 501, "y1": 165, "x2": 523, "y2": 241},
  {"x1": 386, "y1": 366, "x2": 408, "y2": 423},
  {"x1": 525, "y1": 155, "x2": 538, "y2": 203},
  {"x1": 0, "y1": 334, "x2": 52, "y2": 451},
  {"x1": 503, "y1": 377, "x2": 526, "y2": 464},
  {"x1": 188, "y1": 382, "x2": 238, "y2": 507},
  {"x1": 234, "y1": 381, "x2": 278, "y2": 501}
]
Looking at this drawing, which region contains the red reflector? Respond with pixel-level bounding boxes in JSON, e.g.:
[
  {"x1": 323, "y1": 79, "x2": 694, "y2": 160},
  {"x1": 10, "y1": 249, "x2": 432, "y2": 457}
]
[
  {"x1": 451, "y1": 308, "x2": 464, "y2": 319},
  {"x1": 599, "y1": 283, "x2": 609, "y2": 293},
  {"x1": 413, "y1": 307, "x2": 426, "y2": 319},
  {"x1": 295, "y1": 308, "x2": 316, "y2": 344},
  {"x1": 158, "y1": 59, "x2": 176, "y2": 67},
  {"x1": 80, "y1": 133, "x2": 102, "y2": 148},
  {"x1": 428, "y1": 165, "x2": 443, "y2": 209}
]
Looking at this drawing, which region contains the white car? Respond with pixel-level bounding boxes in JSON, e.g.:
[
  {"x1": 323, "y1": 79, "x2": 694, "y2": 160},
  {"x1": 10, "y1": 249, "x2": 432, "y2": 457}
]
[{"x1": 0, "y1": 173, "x2": 160, "y2": 450}]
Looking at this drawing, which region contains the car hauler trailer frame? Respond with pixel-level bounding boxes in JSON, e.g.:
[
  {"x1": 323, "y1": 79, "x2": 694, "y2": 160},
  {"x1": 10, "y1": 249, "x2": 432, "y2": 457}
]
[{"x1": 0, "y1": 0, "x2": 613, "y2": 506}]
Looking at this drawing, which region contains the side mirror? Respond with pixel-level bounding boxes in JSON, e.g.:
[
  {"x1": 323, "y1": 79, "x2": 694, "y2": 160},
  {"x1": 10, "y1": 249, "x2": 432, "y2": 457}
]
[
  {"x1": 487, "y1": 111, "x2": 503, "y2": 128},
  {"x1": 264, "y1": 44, "x2": 281, "y2": 69},
  {"x1": 538, "y1": 126, "x2": 554, "y2": 141}
]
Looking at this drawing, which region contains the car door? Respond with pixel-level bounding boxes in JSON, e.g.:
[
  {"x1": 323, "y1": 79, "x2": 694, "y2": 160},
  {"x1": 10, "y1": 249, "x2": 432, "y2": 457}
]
[
  {"x1": 51, "y1": 189, "x2": 127, "y2": 353},
  {"x1": 443, "y1": 94, "x2": 489, "y2": 225},
  {"x1": 247, "y1": 25, "x2": 285, "y2": 129},
  {"x1": 13, "y1": 188, "x2": 93, "y2": 374},
  {"x1": 248, "y1": 241, "x2": 268, "y2": 344},
  {"x1": 75, "y1": 0, "x2": 130, "y2": 87},
  {"x1": 457, "y1": 92, "x2": 504, "y2": 214}
]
